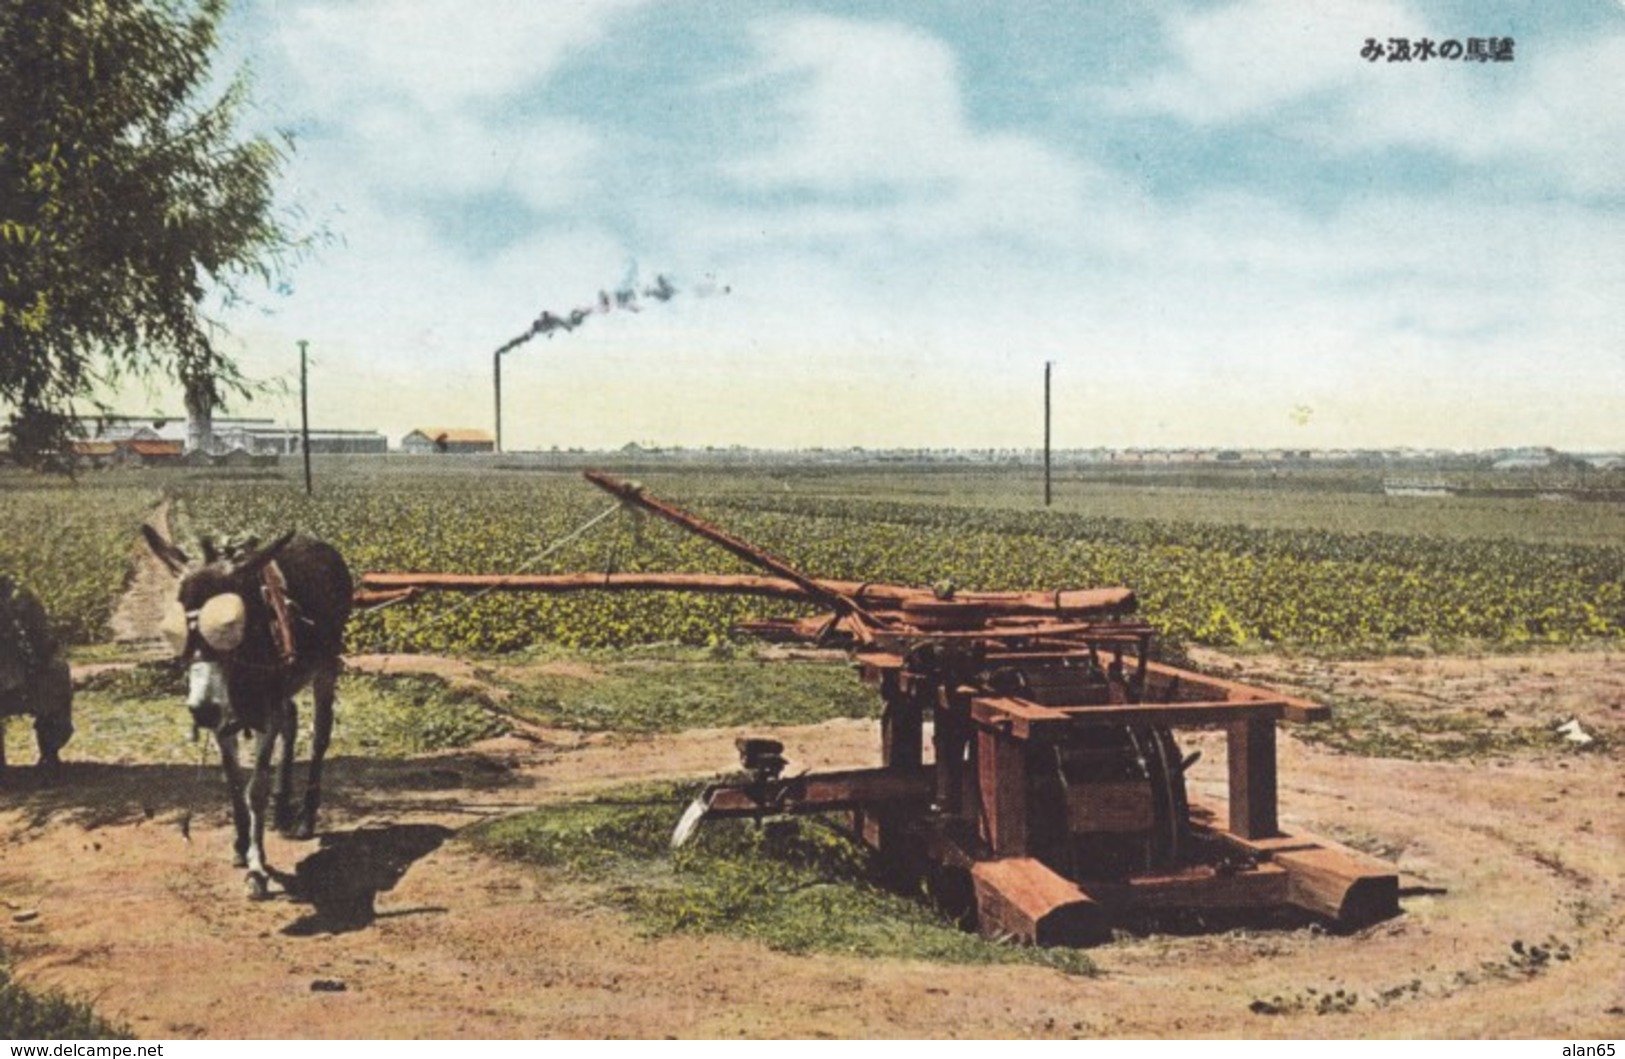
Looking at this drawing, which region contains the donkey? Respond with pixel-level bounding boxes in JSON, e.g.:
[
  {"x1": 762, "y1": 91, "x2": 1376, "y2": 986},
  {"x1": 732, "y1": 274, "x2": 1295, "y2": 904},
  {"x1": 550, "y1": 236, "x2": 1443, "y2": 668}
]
[
  {"x1": 142, "y1": 526, "x2": 352, "y2": 899},
  {"x1": 0, "y1": 575, "x2": 74, "y2": 784}
]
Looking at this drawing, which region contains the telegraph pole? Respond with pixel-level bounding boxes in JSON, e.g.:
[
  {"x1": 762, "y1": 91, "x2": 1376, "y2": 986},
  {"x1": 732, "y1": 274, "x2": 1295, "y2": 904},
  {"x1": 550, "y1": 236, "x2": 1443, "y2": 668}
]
[
  {"x1": 1044, "y1": 360, "x2": 1053, "y2": 507},
  {"x1": 299, "y1": 339, "x2": 312, "y2": 496}
]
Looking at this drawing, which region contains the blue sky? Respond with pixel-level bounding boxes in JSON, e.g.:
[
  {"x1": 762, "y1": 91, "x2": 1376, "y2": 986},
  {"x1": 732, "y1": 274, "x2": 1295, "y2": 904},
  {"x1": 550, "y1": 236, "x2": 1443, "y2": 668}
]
[{"x1": 152, "y1": 0, "x2": 1623, "y2": 450}]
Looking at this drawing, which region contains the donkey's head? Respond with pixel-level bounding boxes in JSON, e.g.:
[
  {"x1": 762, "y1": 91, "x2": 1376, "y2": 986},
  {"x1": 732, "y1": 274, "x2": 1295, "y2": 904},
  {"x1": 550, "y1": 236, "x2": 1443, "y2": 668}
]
[{"x1": 143, "y1": 525, "x2": 294, "y2": 733}]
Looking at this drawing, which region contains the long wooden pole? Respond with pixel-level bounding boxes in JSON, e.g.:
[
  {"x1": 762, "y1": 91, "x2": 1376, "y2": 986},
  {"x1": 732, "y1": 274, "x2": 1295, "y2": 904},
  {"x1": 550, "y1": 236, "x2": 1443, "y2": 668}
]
[
  {"x1": 353, "y1": 570, "x2": 1136, "y2": 615},
  {"x1": 582, "y1": 471, "x2": 887, "y2": 632},
  {"x1": 299, "y1": 339, "x2": 312, "y2": 496}
]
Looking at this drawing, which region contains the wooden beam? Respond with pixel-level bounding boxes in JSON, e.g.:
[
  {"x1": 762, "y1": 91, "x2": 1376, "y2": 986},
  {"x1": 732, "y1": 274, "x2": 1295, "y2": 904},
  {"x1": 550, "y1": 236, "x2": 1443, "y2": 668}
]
[
  {"x1": 874, "y1": 673, "x2": 926, "y2": 858},
  {"x1": 1274, "y1": 846, "x2": 1402, "y2": 927},
  {"x1": 1143, "y1": 660, "x2": 1327, "y2": 723},
  {"x1": 880, "y1": 672, "x2": 924, "y2": 770},
  {"x1": 934, "y1": 688, "x2": 971, "y2": 816},
  {"x1": 971, "y1": 695, "x2": 1288, "y2": 741},
  {"x1": 1189, "y1": 801, "x2": 1401, "y2": 928},
  {"x1": 976, "y1": 728, "x2": 1029, "y2": 856},
  {"x1": 357, "y1": 572, "x2": 1136, "y2": 619},
  {"x1": 1227, "y1": 717, "x2": 1279, "y2": 839},
  {"x1": 971, "y1": 857, "x2": 1107, "y2": 946},
  {"x1": 701, "y1": 766, "x2": 933, "y2": 818},
  {"x1": 1085, "y1": 862, "x2": 1291, "y2": 910},
  {"x1": 970, "y1": 695, "x2": 1073, "y2": 740},
  {"x1": 855, "y1": 651, "x2": 906, "y2": 679}
]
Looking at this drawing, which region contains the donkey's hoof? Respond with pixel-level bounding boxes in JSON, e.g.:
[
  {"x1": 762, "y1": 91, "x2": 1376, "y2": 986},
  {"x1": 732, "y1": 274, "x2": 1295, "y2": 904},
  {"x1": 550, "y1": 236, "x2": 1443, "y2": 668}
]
[
  {"x1": 245, "y1": 872, "x2": 271, "y2": 901},
  {"x1": 274, "y1": 806, "x2": 297, "y2": 835},
  {"x1": 231, "y1": 850, "x2": 249, "y2": 869},
  {"x1": 293, "y1": 817, "x2": 317, "y2": 841}
]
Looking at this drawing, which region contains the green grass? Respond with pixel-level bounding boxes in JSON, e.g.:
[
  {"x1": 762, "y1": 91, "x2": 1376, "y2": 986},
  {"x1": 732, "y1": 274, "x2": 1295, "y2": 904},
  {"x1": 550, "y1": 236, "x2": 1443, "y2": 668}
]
[
  {"x1": 467, "y1": 783, "x2": 1098, "y2": 976},
  {"x1": 0, "y1": 961, "x2": 130, "y2": 1039},
  {"x1": 58, "y1": 666, "x2": 507, "y2": 765},
  {"x1": 333, "y1": 672, "x2": 508, "y2": 755}
]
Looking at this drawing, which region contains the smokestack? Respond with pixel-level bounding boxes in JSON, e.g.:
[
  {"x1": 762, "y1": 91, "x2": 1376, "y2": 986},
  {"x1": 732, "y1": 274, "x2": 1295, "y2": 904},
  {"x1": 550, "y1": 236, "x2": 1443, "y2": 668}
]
[
  {"x1": 184, "y1": 380, "x2": 213, "y2": 455},
  {"x1": 490, "y1": 271, "x2": 728, "y2": 451}
]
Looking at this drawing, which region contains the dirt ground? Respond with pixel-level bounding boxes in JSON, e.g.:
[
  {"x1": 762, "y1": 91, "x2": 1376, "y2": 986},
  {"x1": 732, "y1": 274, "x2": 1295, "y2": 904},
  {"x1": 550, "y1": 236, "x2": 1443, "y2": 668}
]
[{"x1": 2, "y1": 543, "x2": 1621, "y2": 1038}]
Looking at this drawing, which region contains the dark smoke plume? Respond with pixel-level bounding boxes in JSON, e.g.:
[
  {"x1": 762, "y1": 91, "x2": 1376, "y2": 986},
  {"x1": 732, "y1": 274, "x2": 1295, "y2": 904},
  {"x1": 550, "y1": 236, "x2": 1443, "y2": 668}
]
[{"x1": 494, "y1": 272, "x2": 724, "y2": 357}]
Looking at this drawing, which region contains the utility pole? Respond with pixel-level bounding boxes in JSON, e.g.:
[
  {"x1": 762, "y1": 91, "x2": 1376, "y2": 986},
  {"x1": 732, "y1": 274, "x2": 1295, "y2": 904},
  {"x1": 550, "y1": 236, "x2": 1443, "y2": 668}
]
[
  {"x1": 1044, "y1": 360, "x2": 1053, "y2": 507},
  {"x1": 299, "y1": 339, "x2": 312, "y2": 496}
]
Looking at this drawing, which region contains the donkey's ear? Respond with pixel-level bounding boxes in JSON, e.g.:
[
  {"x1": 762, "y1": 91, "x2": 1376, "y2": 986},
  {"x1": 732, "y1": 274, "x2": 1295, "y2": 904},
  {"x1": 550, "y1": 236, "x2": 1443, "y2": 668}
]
[
  {"x1": 236, "y1": 531, "x2": 296, "y2": 576},
  {"x1": 141, "y1": 524, "x2": 191, "y2": 575},
  {"x1": 200, "y1": 537, "x2": 219, "y2": 564}
]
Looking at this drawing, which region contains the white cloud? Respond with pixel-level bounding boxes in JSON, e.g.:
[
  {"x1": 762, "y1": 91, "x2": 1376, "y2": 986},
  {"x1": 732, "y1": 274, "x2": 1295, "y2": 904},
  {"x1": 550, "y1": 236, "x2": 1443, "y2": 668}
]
[
  {"x1": 265, "y1": 1, "x2": 647, "y2": 216},
  {"x1": 309, "y1": 102, "x2": 602, "y2": 208},
  {"x1": 273, "y1": 0, "x2": 644, "y2": 115},
  {"x1": 723, "y1": 14, "x2": 1095, "y2": 242},
  {"x1": 1108, "y1": 0, "x2": 1625, "y2": 195},
  {"x1": 1346, "y1": 33, "x2": 1625, "y2": 196},
  {"x1": 1105, "y1": 0, "x2": 1423, "y2": 125}
]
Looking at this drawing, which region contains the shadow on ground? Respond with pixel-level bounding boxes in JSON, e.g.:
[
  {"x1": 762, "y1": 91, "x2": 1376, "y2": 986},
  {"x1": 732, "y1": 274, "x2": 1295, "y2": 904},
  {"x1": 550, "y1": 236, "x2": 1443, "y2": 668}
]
[
  {"x1": 0, "y1": 752, "x2": 526, "y2": 833},
  {"x1": 277, "y1": 822, "x2": 453, "y2": 936}
]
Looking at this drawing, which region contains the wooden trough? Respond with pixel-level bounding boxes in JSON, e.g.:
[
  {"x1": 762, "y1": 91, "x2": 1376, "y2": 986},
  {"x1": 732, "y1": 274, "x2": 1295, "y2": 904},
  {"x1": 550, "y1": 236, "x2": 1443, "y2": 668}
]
[{"x1": 357, "y1": 472, "x2": 1401, "y2": 946}]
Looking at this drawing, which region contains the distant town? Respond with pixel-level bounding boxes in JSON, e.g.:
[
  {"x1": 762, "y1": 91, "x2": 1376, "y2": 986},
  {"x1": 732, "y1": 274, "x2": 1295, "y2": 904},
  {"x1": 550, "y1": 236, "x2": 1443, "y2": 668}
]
[
  {"x1": 57, "y1": 415, "x2": 493, "y2": 467},
  {"x1": 19, "y1": 413, "x2": 1624, "y2": 489}
]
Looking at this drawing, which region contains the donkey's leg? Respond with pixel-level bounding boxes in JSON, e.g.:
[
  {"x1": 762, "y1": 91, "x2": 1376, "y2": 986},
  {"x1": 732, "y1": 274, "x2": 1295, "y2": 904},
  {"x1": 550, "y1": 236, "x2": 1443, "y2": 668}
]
[
  {"x1": 243, "y1": 717, "x2": 282, "y2": 900},
  {"x1": 216, "y1": 730, "x2": 251, "y2": 869},
  {"x1": 33, "y1": 656, "x2": 73, "y2": 783},
  {"x1": 272, "y1": 697, "x2": 298, "y2": 834},
  {"x1": 296, "y1": 658, "x2": 338, "y2": 840}
]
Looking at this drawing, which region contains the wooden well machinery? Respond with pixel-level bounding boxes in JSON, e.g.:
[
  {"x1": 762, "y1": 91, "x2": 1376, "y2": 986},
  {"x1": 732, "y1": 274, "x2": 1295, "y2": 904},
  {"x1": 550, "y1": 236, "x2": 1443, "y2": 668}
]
[{"x1": 358, "y1": 472, "x2": 1401, "y2": 946}]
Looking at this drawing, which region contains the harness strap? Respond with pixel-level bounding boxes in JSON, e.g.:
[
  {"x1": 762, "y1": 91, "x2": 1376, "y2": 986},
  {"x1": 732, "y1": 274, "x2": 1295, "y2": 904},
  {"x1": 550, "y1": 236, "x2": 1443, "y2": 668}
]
[{"x1": 261, "y1": 560, "x2": 299, "y2": 668}]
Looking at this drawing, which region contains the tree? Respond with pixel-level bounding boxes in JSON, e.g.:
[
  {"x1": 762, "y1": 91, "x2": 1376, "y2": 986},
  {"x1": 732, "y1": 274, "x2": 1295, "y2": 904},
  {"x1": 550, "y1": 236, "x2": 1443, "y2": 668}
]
[{"x1": 0, "y1": 0, "x2": 301, "y2": 467}]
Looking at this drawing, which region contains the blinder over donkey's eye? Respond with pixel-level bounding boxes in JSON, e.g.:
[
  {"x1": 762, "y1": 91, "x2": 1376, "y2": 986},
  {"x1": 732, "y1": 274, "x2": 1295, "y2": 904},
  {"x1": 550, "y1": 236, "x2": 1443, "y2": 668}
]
[{"x1": 159, "y1": 593, "x2": 248, "y2": 655}]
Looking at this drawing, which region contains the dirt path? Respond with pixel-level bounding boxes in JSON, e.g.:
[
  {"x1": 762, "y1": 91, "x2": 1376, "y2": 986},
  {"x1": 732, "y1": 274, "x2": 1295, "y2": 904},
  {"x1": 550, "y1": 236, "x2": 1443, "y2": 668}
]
[
  {"x1": 107, "y1": 501, "x2": 174, "y2": 655},
  {"x1": 3, "y1": 652, "x2": 1621, "y2": 1039}
]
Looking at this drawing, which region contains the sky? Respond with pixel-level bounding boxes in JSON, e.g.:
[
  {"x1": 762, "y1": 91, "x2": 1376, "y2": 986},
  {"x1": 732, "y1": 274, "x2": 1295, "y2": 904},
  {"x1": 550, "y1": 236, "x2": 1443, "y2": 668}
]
[{"x1": 126, "y1": 0, "x2": 1625, "y2": 452}]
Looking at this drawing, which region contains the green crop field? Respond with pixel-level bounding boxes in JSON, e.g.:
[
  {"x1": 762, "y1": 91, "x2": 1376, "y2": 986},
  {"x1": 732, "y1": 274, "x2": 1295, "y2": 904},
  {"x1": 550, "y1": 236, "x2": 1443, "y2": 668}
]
[
  {"x1": 3, "y1": 459, "x2": 1622, "y2": 655},
  {"x1": 164, "y1": 460, "x2": 1625, "y2": 654},
  {"x1": 0, "y1": 473, "x2": 161, "y2": 645}
]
